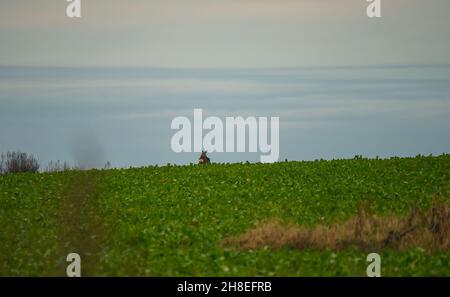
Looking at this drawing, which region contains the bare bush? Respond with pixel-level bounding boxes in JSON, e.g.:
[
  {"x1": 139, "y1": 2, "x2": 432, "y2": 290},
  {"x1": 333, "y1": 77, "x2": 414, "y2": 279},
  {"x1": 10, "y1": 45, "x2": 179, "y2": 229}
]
[
  {"x1": 0, "y1": 153, "x2": 5, "y2": 174},
  {"x1": 45, "y1": 160, "x2": 73, "y2": 173},
  {"x1": 0, "y1": 151, "x2": 40, "y2": 174}
]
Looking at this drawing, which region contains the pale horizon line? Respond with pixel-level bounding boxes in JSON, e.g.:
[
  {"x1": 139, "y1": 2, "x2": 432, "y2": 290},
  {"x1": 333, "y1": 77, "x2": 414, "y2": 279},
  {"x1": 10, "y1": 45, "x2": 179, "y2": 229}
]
[{"x1": 1, "y1": 63, "x2": 450, "y2": 71}]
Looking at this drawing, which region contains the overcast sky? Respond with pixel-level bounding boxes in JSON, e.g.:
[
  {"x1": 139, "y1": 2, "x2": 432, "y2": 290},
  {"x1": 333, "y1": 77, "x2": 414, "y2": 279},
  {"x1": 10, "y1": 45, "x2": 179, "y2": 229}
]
[
  {"x1": 1, "y1": 0, "x2": 450, "y2": 68},
  {"x1": 1, "y1": 1, "x2": 450, "y2": 166}
]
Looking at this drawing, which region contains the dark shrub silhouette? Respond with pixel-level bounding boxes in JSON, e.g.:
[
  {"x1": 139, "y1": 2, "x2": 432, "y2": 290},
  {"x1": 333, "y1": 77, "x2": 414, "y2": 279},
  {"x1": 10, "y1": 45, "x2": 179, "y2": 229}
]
[{"x1": 0, "y1": 151, "x2": 39, "y2": 174}]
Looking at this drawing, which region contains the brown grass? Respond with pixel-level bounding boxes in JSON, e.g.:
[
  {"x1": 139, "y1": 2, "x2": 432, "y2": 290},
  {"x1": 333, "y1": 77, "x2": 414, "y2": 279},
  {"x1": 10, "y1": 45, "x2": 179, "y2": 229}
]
[{"x1": 222, "y1": 201, "x2": 450, "y2": 253}]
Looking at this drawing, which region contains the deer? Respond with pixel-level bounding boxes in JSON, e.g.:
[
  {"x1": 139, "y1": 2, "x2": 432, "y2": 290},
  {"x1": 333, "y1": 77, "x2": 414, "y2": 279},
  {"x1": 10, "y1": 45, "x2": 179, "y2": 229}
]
[{"x1": 198, "y1": 150, "x2": 210, "y2": 164}]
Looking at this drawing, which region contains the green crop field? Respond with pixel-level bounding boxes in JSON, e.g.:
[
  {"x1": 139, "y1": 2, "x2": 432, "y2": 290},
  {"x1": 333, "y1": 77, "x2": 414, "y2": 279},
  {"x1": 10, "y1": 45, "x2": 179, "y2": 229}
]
[{"x1": 1, "y1": 154, "x2": 449, "y2": 276}]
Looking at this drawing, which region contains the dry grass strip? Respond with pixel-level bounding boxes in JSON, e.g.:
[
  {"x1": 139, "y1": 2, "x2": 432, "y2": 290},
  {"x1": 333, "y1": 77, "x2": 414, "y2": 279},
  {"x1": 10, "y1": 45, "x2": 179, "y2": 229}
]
[{"x1": 223, "y1": 201, "x2": 450, "y2": 253}]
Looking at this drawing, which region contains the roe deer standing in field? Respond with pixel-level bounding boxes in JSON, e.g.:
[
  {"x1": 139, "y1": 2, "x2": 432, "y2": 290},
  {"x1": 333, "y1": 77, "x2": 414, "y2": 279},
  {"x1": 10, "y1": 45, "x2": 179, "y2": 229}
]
[{"x1": 198, "y1": 150, "x2": 210, "y2": 164}]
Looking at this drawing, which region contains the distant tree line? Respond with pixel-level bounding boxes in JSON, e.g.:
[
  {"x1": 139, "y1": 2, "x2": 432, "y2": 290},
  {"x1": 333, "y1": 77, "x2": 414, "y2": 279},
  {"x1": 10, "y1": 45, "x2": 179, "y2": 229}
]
[{"x1": 0, "y1": 150, "x2": 111, "y2": 174}]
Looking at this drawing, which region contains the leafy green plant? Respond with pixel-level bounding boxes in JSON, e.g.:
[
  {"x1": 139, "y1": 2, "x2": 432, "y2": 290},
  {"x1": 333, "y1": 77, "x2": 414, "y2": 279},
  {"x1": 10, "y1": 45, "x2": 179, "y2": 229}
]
[{"x1": 0, "y1": 154, "x2": 449, "y2": 276}]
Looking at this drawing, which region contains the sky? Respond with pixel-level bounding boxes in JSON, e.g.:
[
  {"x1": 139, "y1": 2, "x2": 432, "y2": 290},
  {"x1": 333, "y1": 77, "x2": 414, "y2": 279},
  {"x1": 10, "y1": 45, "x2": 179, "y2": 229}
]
[
  {"x1": 1, "y1": 65, "x2": 449, "y2": 167},
  {"x1": 0, "y1": 1, "x2": 450, "y2": 167},
  {"x1": 1, "y1": 0, "x2": 450, "y2": 68}
]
